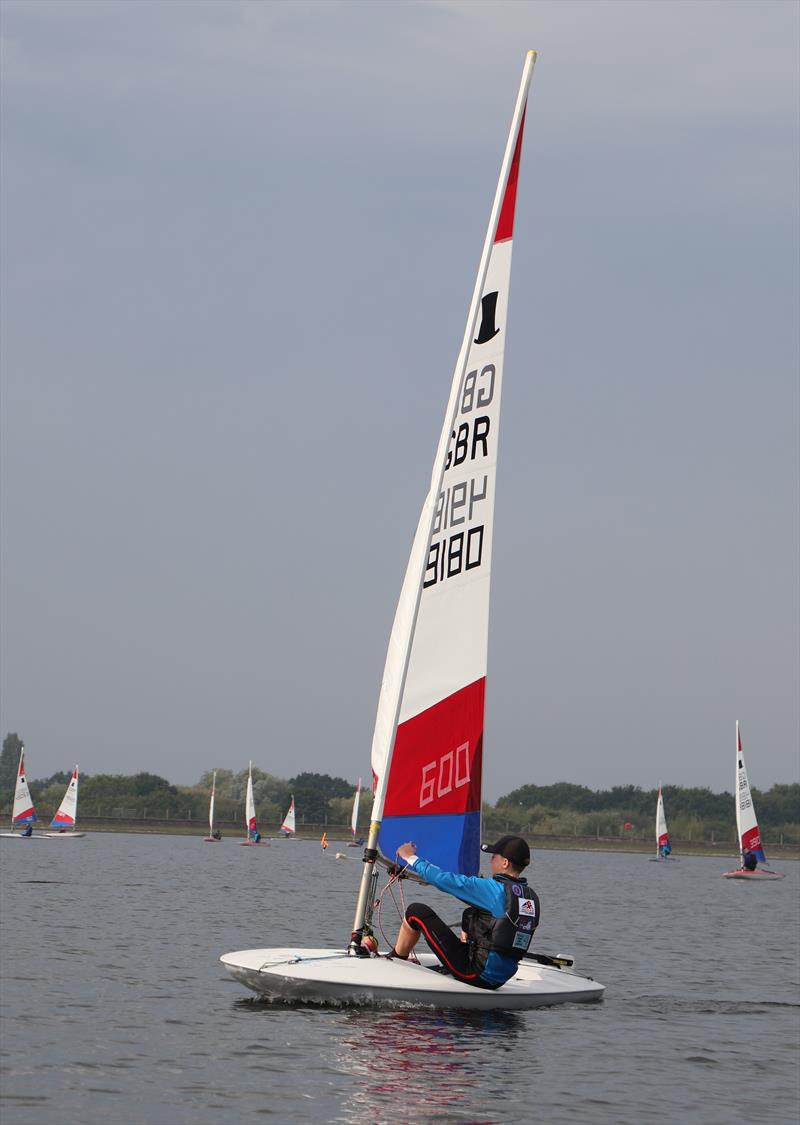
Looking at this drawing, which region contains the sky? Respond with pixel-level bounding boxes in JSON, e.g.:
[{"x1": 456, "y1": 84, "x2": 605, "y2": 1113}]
[{"x1": 1, "y1": 0, "x2": 798, "y2": 801}]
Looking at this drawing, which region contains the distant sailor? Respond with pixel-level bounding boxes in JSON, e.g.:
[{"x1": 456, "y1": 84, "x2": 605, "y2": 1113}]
[
  {"x1": 387, "y1": 835, "x2": 539, "y2": 990},
  {"x1": 21, "y1": 824, "x2": 33, "y2": 837},
  {"x1": 659, "y1": 842, "x2": 672, "y2": 859},
  {"x1": 742, "y1": 850, "x2": 758, "y2": 872}
]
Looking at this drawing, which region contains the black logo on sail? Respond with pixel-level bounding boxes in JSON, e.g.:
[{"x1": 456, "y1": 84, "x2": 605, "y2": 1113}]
[{"x1": 474, "y1": 291, "x2": 500, "y2": 345}]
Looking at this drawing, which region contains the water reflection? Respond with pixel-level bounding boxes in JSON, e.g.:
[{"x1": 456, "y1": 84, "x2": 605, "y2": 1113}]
[{"x1": 330, "y1": 1007, "x2": 527, "y2": 1125}]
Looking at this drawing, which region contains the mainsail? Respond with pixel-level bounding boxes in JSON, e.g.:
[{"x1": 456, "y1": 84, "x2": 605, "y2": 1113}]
[
  {"x1": 50, "y1": 767, "x2": 79, "y2": 829},
  {"x1": 350, "y1": 779, "x2": 361, "y2": 840},
  {"x1": 12, "y1": 747, "x2": 37, "y2": 826},
  {"x1": 208, "y1": 770, "x2": 217, "y2": 835},
  {"x1": 280, "y1": 796, "x2": 296, "y2": 835},
  {"x1": 735, "y1": 721, "x2": 766, "y2": 864},
  {"x1": 655, "y1": 784, "x2": 669, "y2": 853},
  {"x1": 245, "y1": 762, "x2": 257, "y2": 838},
  {"x1": 368, "y1": 55, "x2": 535, "y2": 877}
]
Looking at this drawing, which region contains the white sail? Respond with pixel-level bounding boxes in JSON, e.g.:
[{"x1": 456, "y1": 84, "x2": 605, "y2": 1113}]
[
  {"x1": 655, "y1": 783, "x2": 669, "y2": 852},
  {"x1": 735, "y1": 721, "x2": 766, "y2": 863},
  {"x1": 280, "y1": 796, "x2": 296, "y2": 835},
  {"x1": 245, "y1": 762, "x2": 257, "y2": 837},
  {"x1": 350, "y1": 779, "x2": 361, "y2": 839},
  {"x1": 367, "y1": 53, "x2": 536, "y2": 875},
  {"x1": 209, "y1": 770, "x2": 217, "y2": 834},
  {"x1": 12, "y1": 747, "x2": 37, "y2": 825},
  {"x1": 50, "y1": 767, "x2": 79, "y2": 829}
]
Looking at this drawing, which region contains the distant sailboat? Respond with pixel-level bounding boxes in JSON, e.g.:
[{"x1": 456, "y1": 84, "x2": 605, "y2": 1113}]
[
  {"x1": 649, "y1": 783, "x2": 674, "y2": 861},
  {"x1": 280, "y1": 796, "x2": 296, "y2": 836},
  {"x1": 0, "y1": 747, "x2": 40, "y2": 838},
  {"x1": 42, "y1": 766, "x2": 86, "y2": 839},
  {"x1": 204, "y1": 770, "x2": 222, "y2": 841},
  {"x1": 240, "y1": 762, "x2": 268, "y2": 846},
  {"x1": 722, "y1": 722, "x2": 784, "y2": 880},
  {"x1": 347, "y1": 778, "x2": 363, "y2": 846}
]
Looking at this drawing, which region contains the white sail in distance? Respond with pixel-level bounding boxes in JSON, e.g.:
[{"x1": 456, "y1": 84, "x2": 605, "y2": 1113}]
[
  {"x1": 350, "y1": 780, "x2": 361, "y2": 839},
  {"x1": 280, "y1": 796, "x2": 296, "y2": 835},
  {"x1": 12, "y1": 747, "x2": 37, "y2": 825},
  {"x1": 50, "y1": 767, "x2": 79, "y2": 829}
]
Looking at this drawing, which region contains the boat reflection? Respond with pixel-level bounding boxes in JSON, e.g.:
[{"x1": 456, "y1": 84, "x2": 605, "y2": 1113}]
[{"x1": 331, "y1": 1007, "x2": 527, "y2": 1124}]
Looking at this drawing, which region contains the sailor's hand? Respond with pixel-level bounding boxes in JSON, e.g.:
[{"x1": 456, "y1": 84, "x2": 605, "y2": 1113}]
[{"x1": 397, "y1": 842, "x2": 417, "y2": 862}]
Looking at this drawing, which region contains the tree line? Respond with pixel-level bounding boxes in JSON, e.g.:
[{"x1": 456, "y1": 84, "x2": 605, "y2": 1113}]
[{"x1": 1, "y1": 732, "x2": 797, "y2": 838}]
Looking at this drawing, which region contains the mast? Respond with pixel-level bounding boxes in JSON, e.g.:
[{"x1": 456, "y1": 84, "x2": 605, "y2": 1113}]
[
  {"x1": 348, "y1": 52, "x2": 537, "y2": 951},
  {"x1": 735, "y1": 721, "x2": 742, "y2": 859}
]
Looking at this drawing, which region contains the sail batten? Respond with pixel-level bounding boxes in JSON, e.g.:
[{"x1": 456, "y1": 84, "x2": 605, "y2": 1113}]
[{"x1": 368, "y1": 53, "x2": 536, "y2": 877}]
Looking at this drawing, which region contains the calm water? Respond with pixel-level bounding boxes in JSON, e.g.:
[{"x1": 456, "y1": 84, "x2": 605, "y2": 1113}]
[{"x1": 1, "y1": 834, "x2": 798, "y2": 1125}]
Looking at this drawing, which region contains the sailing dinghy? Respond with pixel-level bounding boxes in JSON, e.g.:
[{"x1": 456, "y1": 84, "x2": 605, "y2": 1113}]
[
  {"x1": 42, "y1": 766, "x2": 86, "y2": 838},
  {"x1": 240, "y1": 762, "x2": 268, "y2": 845},
  {"x1": 279, "y1": 796, "x2": 296, "y2": 836},
  {"x1": 649, "y1": 783, "x2": 675, "y2": 861},
  {"x1": 722, "y1": 722, "x2": 784, "y2": 880},
  {"x1": 0, "y1": 746, "x2": 44, "y2": 838},
  {"x1": 222, "y1": 52, "x2": 604, "y2": 1008},
  {"x1": 347, "y1": 779, "x2": 362, "y2": 846},
  {"x1": 204, "y1": 770, "x2": 222, "y2": 841}
]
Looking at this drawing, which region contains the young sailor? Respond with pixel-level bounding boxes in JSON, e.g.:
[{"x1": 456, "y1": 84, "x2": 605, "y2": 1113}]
[{"x1": 388, "y1": 835, "x2": 540, "y2": 990}]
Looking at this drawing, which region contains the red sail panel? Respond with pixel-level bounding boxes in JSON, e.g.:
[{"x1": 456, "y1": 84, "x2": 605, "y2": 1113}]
[
  {"x1": 494, "y1": 107, "x2": 527, "y2": 244},
  {"x1": 383, "y1": 679, "x2": 484, "y2": 818}
]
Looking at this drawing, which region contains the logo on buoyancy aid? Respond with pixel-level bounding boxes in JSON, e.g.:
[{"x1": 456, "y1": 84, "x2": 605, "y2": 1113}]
[{"x1": 518, "y1": 896, "x2": 536, "y2": 918}]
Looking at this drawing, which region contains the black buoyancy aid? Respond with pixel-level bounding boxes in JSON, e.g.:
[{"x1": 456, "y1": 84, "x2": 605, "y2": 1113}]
[{"x1": 463, "y1": 875, "x2": 540, "y2": 970}]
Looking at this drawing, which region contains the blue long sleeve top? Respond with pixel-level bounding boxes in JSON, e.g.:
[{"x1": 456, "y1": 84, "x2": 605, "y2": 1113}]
[{"x1": 405, "y1": 854, "x2": 530, "y2": 985}]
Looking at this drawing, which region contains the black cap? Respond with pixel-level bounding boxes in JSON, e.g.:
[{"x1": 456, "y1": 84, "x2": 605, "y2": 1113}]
[{"x1": 481, "y1": 835, "x2": 530, "y2": 868}]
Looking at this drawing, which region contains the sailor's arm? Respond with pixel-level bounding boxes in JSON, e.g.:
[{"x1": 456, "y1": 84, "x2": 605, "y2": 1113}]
[{"x1": 395, "y1": 842, "x2": 500, "y2": 912}]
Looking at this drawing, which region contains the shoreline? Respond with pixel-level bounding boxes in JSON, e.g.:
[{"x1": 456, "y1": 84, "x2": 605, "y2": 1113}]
[{"x1": 15, "y1": 820, "x2": 797, "y2": 860}]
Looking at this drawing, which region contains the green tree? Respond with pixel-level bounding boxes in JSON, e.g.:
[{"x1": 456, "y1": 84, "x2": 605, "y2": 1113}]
[
  {"x1": 0, "y1": 733, "x2": 23, "y2": 791},
  {"x1": 289, "y1": 772, "x2": 355, "y2": 822}
]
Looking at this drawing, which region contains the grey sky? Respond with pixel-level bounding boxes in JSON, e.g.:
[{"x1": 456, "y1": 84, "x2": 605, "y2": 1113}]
[{"x1": 1, "y1": 0, "x2": 797, "y2": 801}]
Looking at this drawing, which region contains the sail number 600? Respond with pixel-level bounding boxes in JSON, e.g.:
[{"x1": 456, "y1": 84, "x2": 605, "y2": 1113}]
[{"x1": 419, "y1": 743, "x2": 471, "y2": 807}]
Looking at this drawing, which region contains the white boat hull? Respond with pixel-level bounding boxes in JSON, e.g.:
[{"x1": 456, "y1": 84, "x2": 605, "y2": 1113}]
[
  {"x1": 41, "y1": 831, "x2": 86, "y2": 839},
  {"x1": 220, "y1": 947, "x2": 605, "y2": 1010},
  {"x1": 0, "y1": 831, "x2": 48, "y2": 839},
  {"x1": 722, "y1": 868, "x2": 785, "y2": 880}
]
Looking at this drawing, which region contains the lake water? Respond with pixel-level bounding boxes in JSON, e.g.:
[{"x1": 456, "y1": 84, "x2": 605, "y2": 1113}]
[{"x1": 1, "y1": 834, "x2": 797, "y2": 1125}]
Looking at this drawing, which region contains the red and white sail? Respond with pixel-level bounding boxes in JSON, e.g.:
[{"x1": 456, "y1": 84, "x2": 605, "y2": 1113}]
[
  {"x1": 208, "y1": 770, "x2": 217, "y2": 835},
  {"x1": 370, "y1": 53, "x2": 536, "y2": 875},
  {"x1": 655, "y1": 783, "x2": 669, "y2": 851},
  {"x1": 50, "y1": 766, "x2": 79, "y2": 829},
  {"x1": 12, "y1": 747, "x2": 37, "y2": 825},
  {"x1": 350, "y1": 779, "x2": 361, "y2": 839},
  {"x1": 245, "y1": 762, "x2": 258, "y2": 838},
  {"x1": 735, "y1": 721, "x2": 766, "y2": 864},
  {"x1": 280, "y1": 796, "x2": 296, "y2": 835}
]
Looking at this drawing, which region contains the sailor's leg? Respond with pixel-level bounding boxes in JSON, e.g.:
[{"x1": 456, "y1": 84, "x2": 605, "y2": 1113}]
[
  {"x1": 392, "y1": 916, "x2": 422, "y2": 959},
  {"x1": 400, "y1": 903, "x2": 480, "y2": 983}
]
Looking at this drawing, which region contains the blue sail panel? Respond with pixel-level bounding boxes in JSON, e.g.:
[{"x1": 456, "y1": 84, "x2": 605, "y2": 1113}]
[{"x1": 379, "y1": 811, "x2": 481, "y2": 876}]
